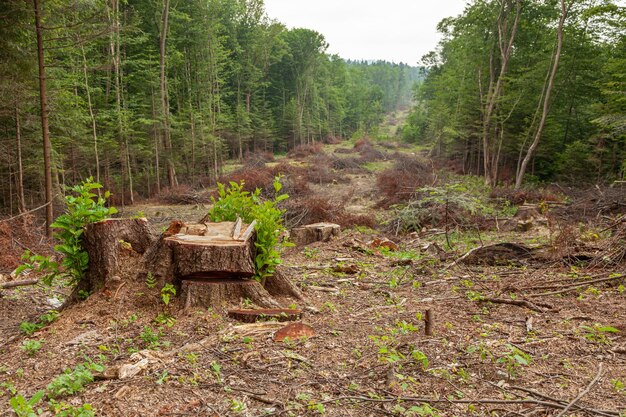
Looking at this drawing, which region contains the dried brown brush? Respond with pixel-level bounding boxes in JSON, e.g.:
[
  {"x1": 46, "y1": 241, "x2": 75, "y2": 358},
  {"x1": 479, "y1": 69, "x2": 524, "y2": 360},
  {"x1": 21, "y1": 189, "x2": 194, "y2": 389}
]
[
  {"x1": 288, "y1": 143, "x2": 324, "y2": 159},
  {"x1": 376, "y1": 154, "x2": 434, "y2": 207}
]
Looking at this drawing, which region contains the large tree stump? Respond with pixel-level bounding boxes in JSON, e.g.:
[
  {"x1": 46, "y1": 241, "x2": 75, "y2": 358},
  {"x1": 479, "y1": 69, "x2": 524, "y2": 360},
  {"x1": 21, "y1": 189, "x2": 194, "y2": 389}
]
[
  {"x1": 81, "y1": 218, "x2": 305, "y2": 311},
  {"x1": 290, "y1": 222, "x2": 340, "y2": 247}
]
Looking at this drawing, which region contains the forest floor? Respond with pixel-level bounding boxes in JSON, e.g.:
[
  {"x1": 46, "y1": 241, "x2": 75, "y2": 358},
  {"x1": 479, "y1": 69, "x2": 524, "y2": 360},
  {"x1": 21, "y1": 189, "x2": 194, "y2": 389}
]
[{"x1": 1, "y1": 138, "x2": 625, "y2": 417}]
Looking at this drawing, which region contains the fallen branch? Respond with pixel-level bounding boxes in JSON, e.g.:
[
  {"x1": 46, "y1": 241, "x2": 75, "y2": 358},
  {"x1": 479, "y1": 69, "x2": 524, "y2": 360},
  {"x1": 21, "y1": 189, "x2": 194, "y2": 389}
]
[
  {"x1": 0, "y1": 279, "x2": 39, "y2": 289},
  {"x1": 0, "y1": 200, "x2": 53, "y2": 223},
  {"x1": 528, "y1": 274, "x2": 625, "y2": 297},
  {"x1": 555, "y1": 363, "x2": 604, "y2": 417},
  {"x1": 480, "y1": 297, "x2": 547, "y2": 313},
  {"x1": 256, "y1": 393, "x2": 621, "y2": 417},
  {"x1": 510, "y1": 385, "x2": 615, "y2": 417}
]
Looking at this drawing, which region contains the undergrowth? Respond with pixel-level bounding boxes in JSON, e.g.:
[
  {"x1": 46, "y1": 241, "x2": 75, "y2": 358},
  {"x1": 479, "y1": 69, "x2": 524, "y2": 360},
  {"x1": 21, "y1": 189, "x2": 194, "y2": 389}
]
[{"x1": 208, "y1": 177, "x2": 291, "y2": 279}]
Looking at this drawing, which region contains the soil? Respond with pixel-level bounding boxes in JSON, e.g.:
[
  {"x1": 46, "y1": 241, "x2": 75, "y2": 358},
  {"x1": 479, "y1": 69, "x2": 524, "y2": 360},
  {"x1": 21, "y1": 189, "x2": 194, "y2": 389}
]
[{"x1": 1, "y1": 141, "x2": 625, "y2": 417}]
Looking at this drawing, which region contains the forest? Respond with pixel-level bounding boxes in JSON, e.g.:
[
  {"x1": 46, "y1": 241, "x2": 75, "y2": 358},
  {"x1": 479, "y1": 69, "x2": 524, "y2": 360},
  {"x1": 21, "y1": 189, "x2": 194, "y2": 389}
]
[
  {"x1": 402, "y1": 0, "x2": 626, "y2": 187},
  {"x1": 0, "y1": 0, "x2": 419, "y2": 215},
  {"x1": 1, "y1": 1, "x2": 626, "y2": 417}
]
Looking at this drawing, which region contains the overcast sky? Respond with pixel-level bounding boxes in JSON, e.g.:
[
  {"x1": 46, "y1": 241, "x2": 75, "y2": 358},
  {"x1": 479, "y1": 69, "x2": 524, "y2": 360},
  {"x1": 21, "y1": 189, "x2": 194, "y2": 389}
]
[{"x1": 264, "y1": 0, "x2": 469, "y2": 65}]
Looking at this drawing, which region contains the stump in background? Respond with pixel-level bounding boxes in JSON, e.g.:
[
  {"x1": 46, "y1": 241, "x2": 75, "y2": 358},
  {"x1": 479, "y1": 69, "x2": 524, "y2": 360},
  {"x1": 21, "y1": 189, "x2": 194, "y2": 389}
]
[{"x1": 290, "y1": 222, "x2": 340, "y2": 246}]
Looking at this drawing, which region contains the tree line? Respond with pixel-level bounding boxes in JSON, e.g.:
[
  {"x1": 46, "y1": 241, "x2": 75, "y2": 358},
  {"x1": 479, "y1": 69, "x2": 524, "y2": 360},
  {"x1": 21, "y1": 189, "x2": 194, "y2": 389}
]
[
  {"x1": 0, "y1": 0, "x2": 420, "y2": 221},
  {"x1": 401, "y1": 0, "x2": 625, "y2": 188}
]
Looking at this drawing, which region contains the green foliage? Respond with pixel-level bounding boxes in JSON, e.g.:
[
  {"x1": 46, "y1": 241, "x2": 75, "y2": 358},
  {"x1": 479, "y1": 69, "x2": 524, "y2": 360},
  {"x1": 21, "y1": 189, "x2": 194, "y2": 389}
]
[
  {"x1": 496, "y1": 344, "x2": 532, "y2": 378},
  {"x1": 145, "y1": 272, "x2": 157, "y2": 289},
  {"x1": 20, "y1": 340, "x2": 43, "y2": 357},
  {"x1": 46, "y1": 362, "x2": 103, "y2": 399},
  {"x1": 19, "y1": 311, "x2": 59, "y2": 336},
  {"x1": 580, "y1": 324, "x2": 619, "y2": 345},
  {"x1": 48, "y1": 401, "x2": 95, "y2": 417},
  {"x1": 17, "y1": 179, "x2": 116, "y2": 286},
  {"x1": 140, "y1": 326, "x2": 162, "y2": 348},
  {"x1": 51, "y1": 179, "x2": 117, "y2": 285},
  {"x1": 9, "y1": 391, "x2": 44, "y2": 417},
  {"x1": 160, "y1": 284, "x2": 176, "y2": 306},
  {"x1": 208, "y1": 177, "x2": 290, "y2": 279}
]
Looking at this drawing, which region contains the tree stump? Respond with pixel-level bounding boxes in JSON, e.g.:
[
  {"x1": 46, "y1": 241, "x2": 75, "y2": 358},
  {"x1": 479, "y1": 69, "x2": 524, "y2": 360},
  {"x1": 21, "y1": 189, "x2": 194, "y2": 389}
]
[
  {"x1": 290, "y1": 222, "x2": 340, "y2": 246},
  {"x1": 81, "y1": 218, "x2": 305, "y2": 311},
  {"x1": 82, "y1": 218, "x2": 155, "y2": 292},
  {"x1": 181, "y1": 279, "x2": 280, "y2": 310}
]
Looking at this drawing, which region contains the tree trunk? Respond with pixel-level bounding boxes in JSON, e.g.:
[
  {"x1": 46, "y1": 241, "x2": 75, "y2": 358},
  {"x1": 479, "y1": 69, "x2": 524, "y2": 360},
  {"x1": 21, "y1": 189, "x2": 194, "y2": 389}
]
[
  {"x1": 33, "y1": 0, "x2": 53, "y2": 237},
  {"x1": 481, "y1": 0, "x2": 521, "y2": 187},
  {"x1": 80, "y1": 43, "x2": 100, "y2": 186},
  {"x1": 515, "y1": 0, "x2": 568, "y2": 190},
  {"x1": 159, "y1": 0, "x2": 177, "y2": 187},
  {"x1": 15, "y1": 106, "x2": 26, "y2": 214}
]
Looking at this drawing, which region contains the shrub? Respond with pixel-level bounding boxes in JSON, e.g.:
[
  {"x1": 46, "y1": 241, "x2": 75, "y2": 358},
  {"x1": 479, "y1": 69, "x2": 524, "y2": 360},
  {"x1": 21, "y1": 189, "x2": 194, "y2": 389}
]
[
  {"x1": 218, "y1": 166, "x2": 275, "y2": 197},
  {"x1": 283, "y1": 196, "x2": 377, "y2": 229},
  {"x1": 156, "y1": 184, "x2": 210, "y2": 204},
  {"x1": 288, "y1": 143, "x2": 324, "y2": 159},
  {"x1": 17, "y1": 178, "x2": 116, "y2": 285},
  {"x1": 376, "y1": 154, "x2": 434, "y2": 207},
  {"x1": 46, "y1": 362, "x2": 103, "y2": 399},
  {"x1": 208, "y1": 177, "x2": 290, "y2": 279}
]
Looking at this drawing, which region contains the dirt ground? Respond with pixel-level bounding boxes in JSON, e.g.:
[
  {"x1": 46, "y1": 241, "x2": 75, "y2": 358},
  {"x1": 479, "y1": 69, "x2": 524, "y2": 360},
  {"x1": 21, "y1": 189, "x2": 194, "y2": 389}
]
[{"x1": 1, "y1": 141, "x2": 625, "y2": 417}]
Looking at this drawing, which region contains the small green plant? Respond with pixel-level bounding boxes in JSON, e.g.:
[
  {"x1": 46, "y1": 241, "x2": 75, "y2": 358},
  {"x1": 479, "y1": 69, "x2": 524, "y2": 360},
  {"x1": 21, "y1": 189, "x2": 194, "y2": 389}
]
[
  {"x1": 21, "y1": 340, "x2": 43, "y2": 357},
  {"x1": 208, "y1": 177, "x2": 291, "y2": 280},
  {"x1": 9, "y1": 391, "x2": 45, "y2": 417},
  {"x1": 612, "y1": 378, "x2": 625, "y2": 394},
  {"x1": 154, "y1": 312, "x2": 176, "y2": 327},
  {"x1": 210, "y1": 361, "x2": 223, "y2": 384},
  {"x1": 580, "y1": 324, "x2": 619, "y2": 344},
  {"x1": 46, "y1": 362, "x2": 104, "y2": 399},
  {"x1": 140, "y1": 326, "x2": 162, "y2": 348},
  {"x1": 496, "y1": 344, "x2": 532, "y2": 378},
  {"x1": 19, "y1": 310, "x2": 59, "y2": 336},
  {"x1": 145, "y1": 272, "x2": 157, "y2": 289},
  {"x1": 160, "y1": 284, "x2": 176, "y2": 306},
  {"x1": 48, "y1": 401, "x2": 95, "y2": 417},
  {"x1": 19, "y1": 322, "x2": 43, "y2": 336},
  {"x1": 155, "y1": 370, "x2": 170, "y2": 385},
  {"x1": 229, "y1": 398, "x2": 246, "y2": 413},
  {"x1": 302, "y1": 247, "x2": 319, "y2": 259},
  {"x1": 393, "y1": 403, "x2": 441, "y2": 416}
]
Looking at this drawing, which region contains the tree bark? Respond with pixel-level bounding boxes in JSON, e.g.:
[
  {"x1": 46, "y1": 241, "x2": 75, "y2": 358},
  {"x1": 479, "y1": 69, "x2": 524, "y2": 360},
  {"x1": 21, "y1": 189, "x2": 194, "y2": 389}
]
[
  {"x1": 159, "y1": 0, "x2": 177, "y2": 187},
  {"x1": 515, "y1": 0, "x2": 568, "y2": 190},
  {"x1": 80, "y1": 43, "x2": 100, "y2": 186},
  {"x1": 15, "y1": 106, "x2": 26, "y2": 214},
  {"x1": 481, "y1": 0, "x2": 521, "y2": 187},
  {"x1": 82, "y1": 218, "x2": 155, "y2": 292},
  {"x1": 33, "y1": 0, "x2": 53, "y2": 237}
]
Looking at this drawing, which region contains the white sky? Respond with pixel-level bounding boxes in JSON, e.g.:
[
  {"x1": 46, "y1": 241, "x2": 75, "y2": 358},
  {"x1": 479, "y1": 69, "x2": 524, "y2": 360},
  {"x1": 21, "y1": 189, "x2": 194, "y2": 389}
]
[{"x1": 264, "y1": 0, "x2": 469, "y2": 65}]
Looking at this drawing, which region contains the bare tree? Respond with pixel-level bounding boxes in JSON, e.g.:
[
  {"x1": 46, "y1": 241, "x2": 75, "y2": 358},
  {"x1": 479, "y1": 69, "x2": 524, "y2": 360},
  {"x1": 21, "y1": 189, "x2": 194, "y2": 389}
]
[
  {"x1": 481, "y1": 0, "x2": 521, "y2": 186},
  {"x1": 515, "y1": 0, "x2": 570, "y2": 189},
  {"x1": 33, "y1": 0, "x2": 53, "y2": 236}
]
